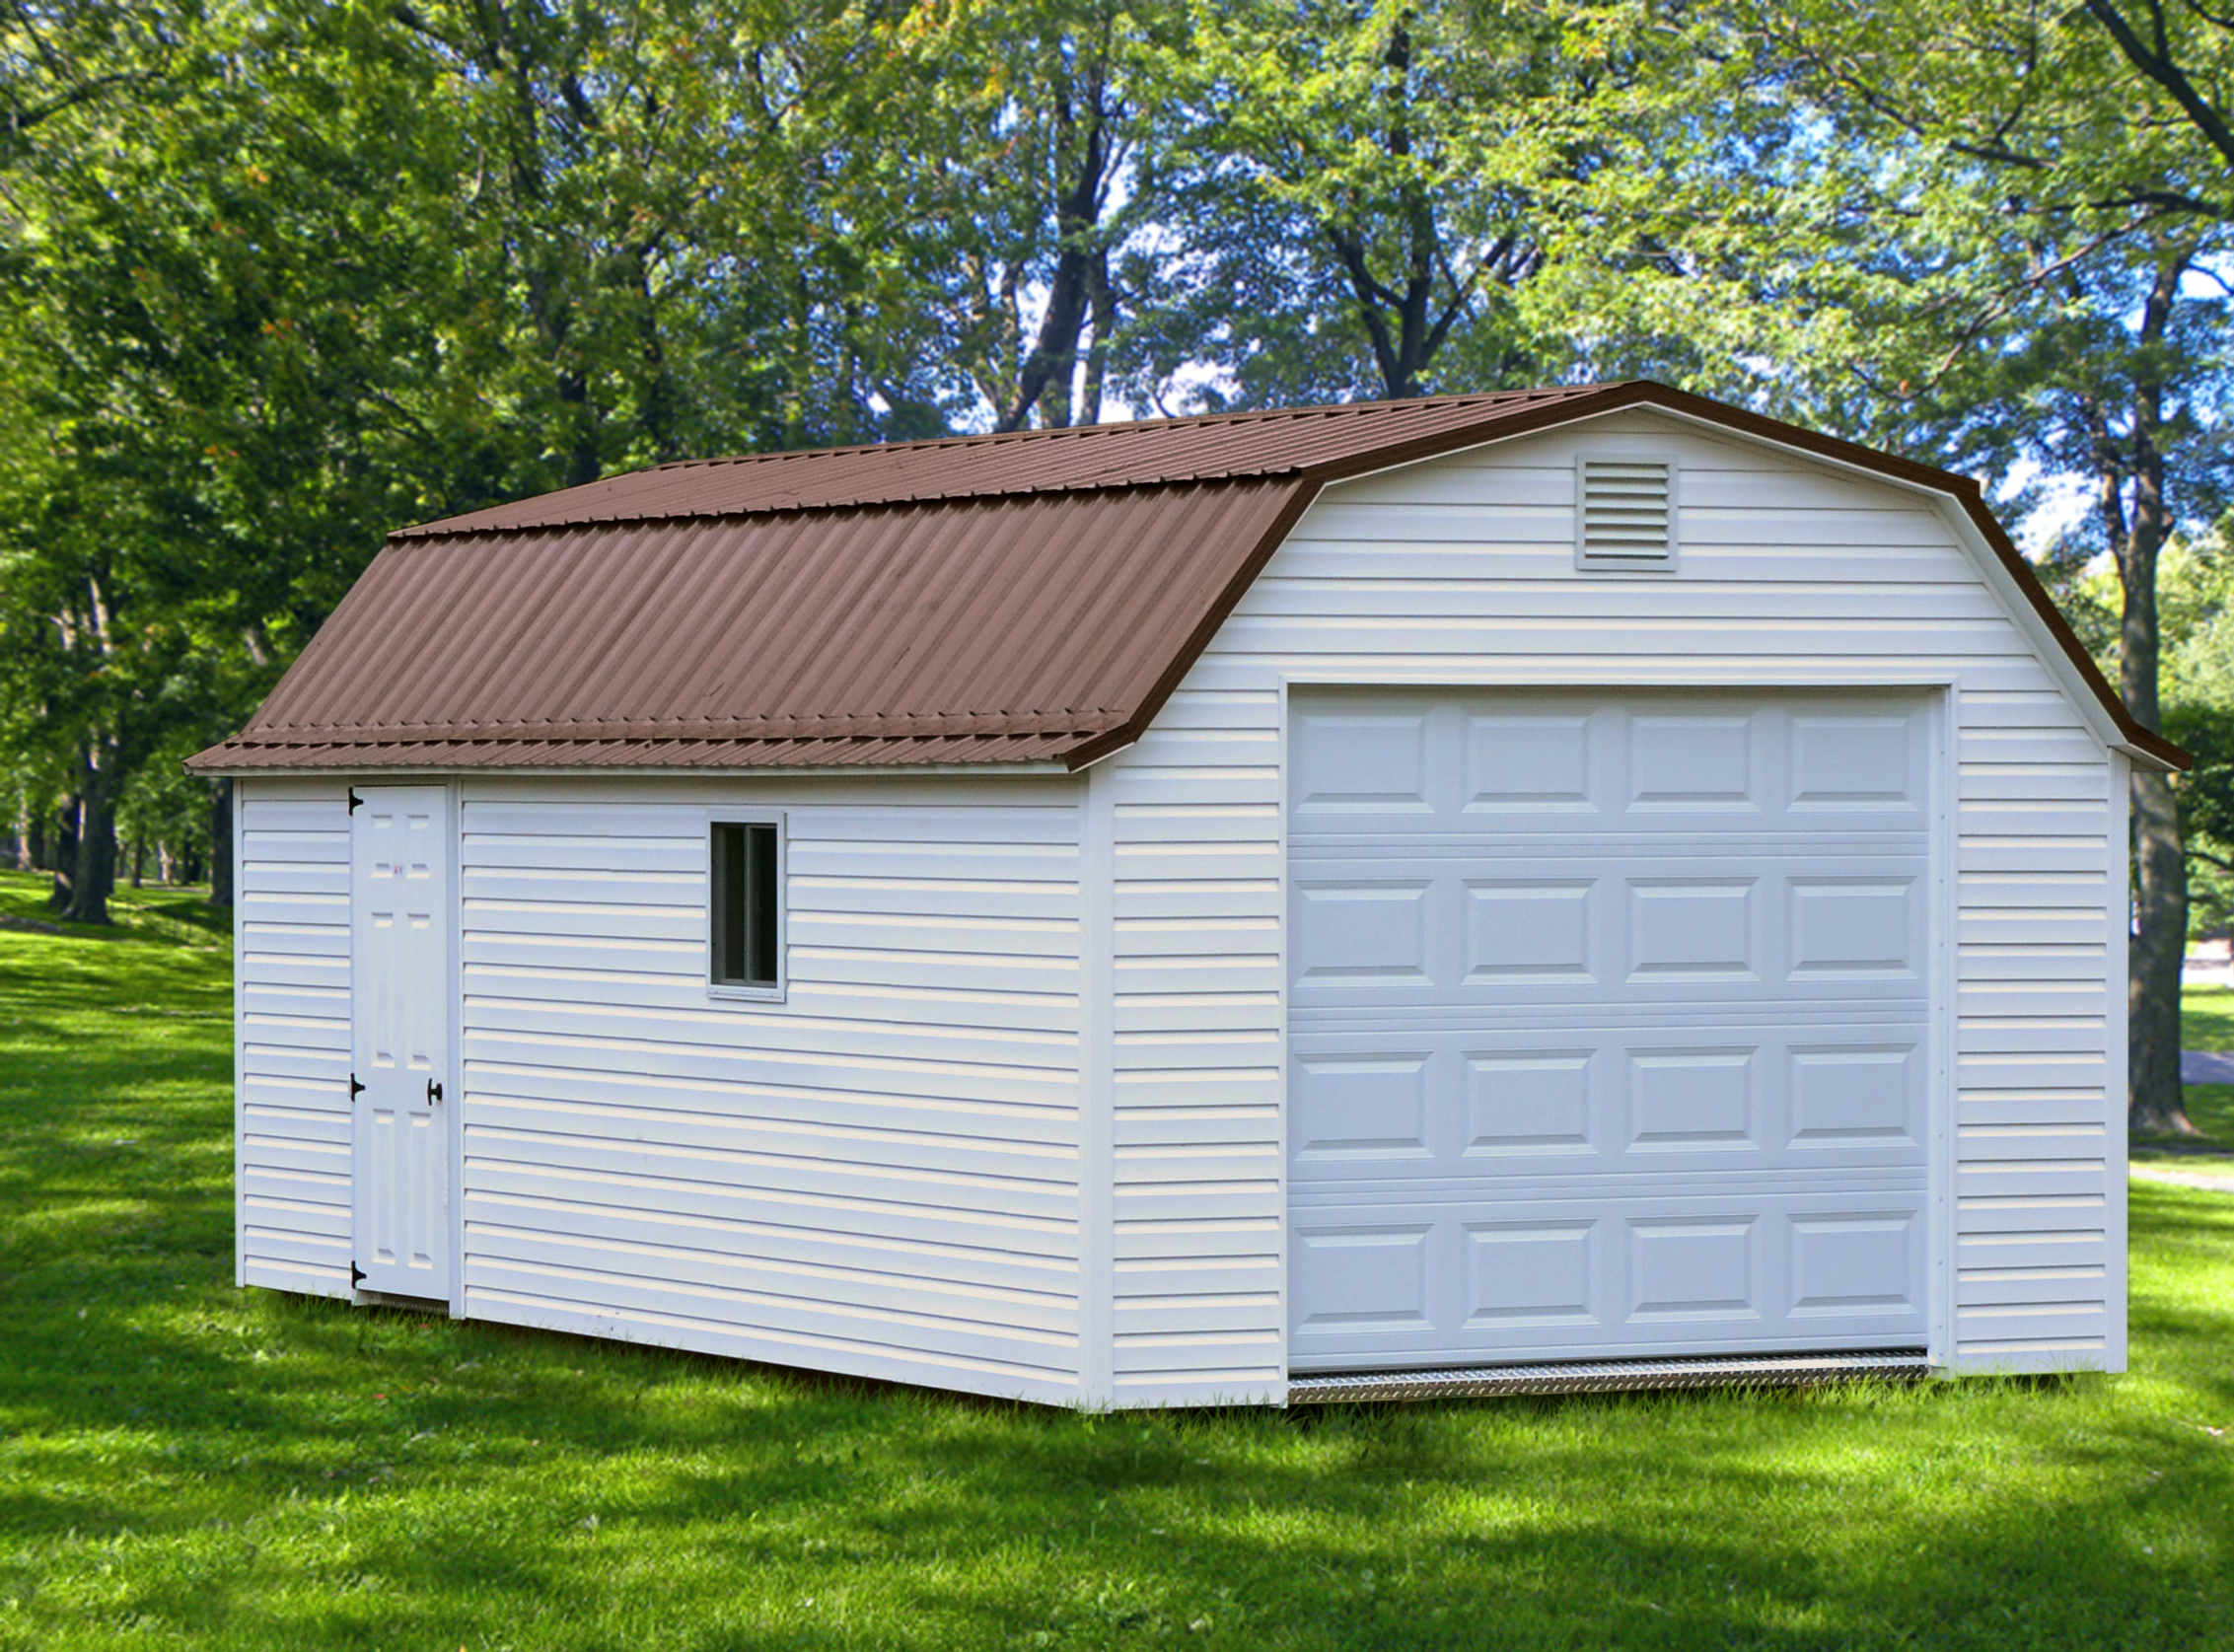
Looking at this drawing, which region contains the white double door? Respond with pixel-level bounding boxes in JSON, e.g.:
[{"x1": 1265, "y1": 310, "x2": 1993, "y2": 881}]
[
  {"x1": 350, "y1": 785, "x2": 455, "y2": 1300},
  {"x1": 1287, "y1": 688, "x2": 1937, "y2": 1372}
]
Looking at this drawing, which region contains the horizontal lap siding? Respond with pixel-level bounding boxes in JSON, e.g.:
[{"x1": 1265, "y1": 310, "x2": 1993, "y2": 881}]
[
  {"x1": 1951, "y1": 703, "x2": 2118, "y2": 1370},
  {"x1": 456, "y1": 779, "x2": 1086, "y2": 1404},
  {"x1": 1102, "y1": 410, "x2": 2120, "y2": 1402},
  {"x1": 1108, "y1": 706, "x2": 1286, "y2": 1406},
  {"x1": 237, "y1": 778, "x2": 354, "y2": 1298}
]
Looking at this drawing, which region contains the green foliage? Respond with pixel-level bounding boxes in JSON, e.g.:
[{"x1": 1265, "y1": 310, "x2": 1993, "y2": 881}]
[
  {"x1": 2, "y1": 898, "x2": 2232, "y2": 1648},
  {"x1": 7, "y1": 0, "x2": 2234, "y2": 941},
  {"x1": 1133, "y1": 0, "x2": 1736, "y2": 405}
]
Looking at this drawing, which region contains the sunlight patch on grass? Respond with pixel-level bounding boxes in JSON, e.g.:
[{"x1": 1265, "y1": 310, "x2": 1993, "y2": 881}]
[{"x1": 2182, "y1": 983, "x2": 2234, "y2": 1053}]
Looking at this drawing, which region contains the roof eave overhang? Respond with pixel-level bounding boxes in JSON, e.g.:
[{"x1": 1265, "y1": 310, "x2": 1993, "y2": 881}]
[{"x1": 187, "y1": 757, "x2": 1080, "y2": 780}]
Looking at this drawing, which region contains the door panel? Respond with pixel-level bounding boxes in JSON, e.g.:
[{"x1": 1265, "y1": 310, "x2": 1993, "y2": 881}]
[
  {"x1": 1288, "y1": 689, "x2": 1935, "y2": 1371},
  {"x1": 351, "y1": 786, "x2": 454, "y2": 1300}
]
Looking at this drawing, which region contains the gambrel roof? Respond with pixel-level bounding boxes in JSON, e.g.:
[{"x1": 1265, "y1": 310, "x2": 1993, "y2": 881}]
[{"x1": 189, "y1": 382, "x2": 2184, "y2": 774}]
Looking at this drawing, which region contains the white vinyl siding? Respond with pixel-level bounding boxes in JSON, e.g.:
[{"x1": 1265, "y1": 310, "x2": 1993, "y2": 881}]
[
  {"x1": 451, "y1": 775, "x2": 1087, "y2": 1405},
  {"x1": 236, "y1": 777, "x2": 355, "y2": 1298},
  {"x1": 1100, "y1": 408, "x2": 2121, "y2": 1401}
]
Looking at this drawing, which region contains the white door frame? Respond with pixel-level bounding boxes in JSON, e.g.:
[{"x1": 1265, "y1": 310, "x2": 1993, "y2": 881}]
[
  {"x1": 1272, "y1": 673, "x2": 1960, "y2": 1375},
  {"x1": 446, "y1": 776, "x2": 466, "y2": 1318},
  {"x1": 348, "y1": 781, "x2": 459, "y2": 1303}
]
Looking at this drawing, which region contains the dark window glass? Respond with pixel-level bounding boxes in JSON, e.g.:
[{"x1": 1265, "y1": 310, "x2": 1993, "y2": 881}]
[{"x1": 711, "y1": 822, "x2": 780, "y2": 988}]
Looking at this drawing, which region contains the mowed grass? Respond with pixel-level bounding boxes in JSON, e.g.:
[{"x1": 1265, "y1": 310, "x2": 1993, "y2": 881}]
[
  {"x1": 2178, "y1": 985, "x2": 2234, "y2": 1149},
  {"x1": 2, "y1": 870, "x2": 2231, "y2": 1650}
]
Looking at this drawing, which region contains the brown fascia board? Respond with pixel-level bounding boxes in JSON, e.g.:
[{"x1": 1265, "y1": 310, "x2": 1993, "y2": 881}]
[{"x1": 1067, "y1": 380, "x2": 2187, "y2": 774}]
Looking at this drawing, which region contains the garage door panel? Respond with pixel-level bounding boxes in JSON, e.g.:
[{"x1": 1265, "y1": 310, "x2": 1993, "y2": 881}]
[
  {"x1": 1290, "y1": 1050, "x2": 1435, "y2": 1163},
  {"x1": 1293, "y1": 854, "x2": 1928, "y2": 1010},
  {"x1": 1294, "y1": 692, "x2": 1934, "y2": 838},
  {"x1": 1290, "y1": 1024, "x2": 1928, "y2": 1181},
  {"x1": 1467, "y1": 1046, "x2": 1596, "y2": 1156},
  {"x1": 1289, "y1": 879, "x2": 1432, "y2": 983},
  {"x1": 1288, "y1": 1189, "x2": 1930, "y2": 1370},
  {"x1": 1289, "y1": 707, "x2": 1436, "y2": 817},
  {"x1": 1290, "y1": 1225, "x2": 1435, "y2": 1333},
  {"x1": 1465, "y1": 711, "x2": 1595, "y2": 811},
  {"x1": 1468, "y1": 878, "x2": 1597, "y2": 982},
  {"x1": 1789, "y1": 710, "x2": 1932, "y2": 813},
  {"x1": 1290, "y1": 686, "x2": 1936, "y2": 1370}
]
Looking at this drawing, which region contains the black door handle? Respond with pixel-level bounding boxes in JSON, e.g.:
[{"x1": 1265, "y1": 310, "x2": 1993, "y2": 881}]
[{"x1": 427, "y1": 1079, "x2": 444, "y2": 1105}]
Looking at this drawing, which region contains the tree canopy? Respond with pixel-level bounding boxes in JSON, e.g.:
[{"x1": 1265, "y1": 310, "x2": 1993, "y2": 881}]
[{"x1": 1, "y1": 0, "x2": 2228, "y2": 1126}]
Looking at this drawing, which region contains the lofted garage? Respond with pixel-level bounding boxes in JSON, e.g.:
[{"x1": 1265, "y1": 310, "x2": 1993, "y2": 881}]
[{"x1": 192, "y1": 382, "x2": 2180, "y2": 1406}]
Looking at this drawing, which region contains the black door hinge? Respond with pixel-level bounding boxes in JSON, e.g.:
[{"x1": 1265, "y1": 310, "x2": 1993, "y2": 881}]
[
  {"x1": 349, "y1": 1073, "x2": 365, "y2": 1099},
  {"x1": 347, "y1": 787, "x2": 363, "y2": 814},
  {"x1": 351, "y1": 1261, "x2": 366, "y2": 1288}
]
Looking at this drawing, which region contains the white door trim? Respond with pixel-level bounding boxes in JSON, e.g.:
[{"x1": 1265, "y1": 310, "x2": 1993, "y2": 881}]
[
  {"x1": 348, "y1": 782, "x2": 458, "y2": 1302},
  {"x1": 446, "y1": 775, "x2": 466, "y2": 1318},
  {"x1": 1276, "y1": 679, "x2": 1955, "y2": 1376}
]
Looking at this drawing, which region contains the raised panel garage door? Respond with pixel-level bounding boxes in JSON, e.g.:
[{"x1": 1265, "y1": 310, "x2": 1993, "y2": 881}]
[{"x1": 1286, "y1": 688, "x2": 1936, "y2": 1372}]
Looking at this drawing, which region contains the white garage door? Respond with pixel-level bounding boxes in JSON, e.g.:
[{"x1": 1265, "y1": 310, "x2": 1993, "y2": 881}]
[{"x1": 1287, "y1": 688, "x2": 1936, "y2": 1372}]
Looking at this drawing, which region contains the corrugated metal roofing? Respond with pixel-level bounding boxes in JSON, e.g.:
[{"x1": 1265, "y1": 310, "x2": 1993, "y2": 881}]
[
  {"x1": 195, "y1": 480, "x2": 1308, "y2": 772},
  {"x1": 395, "y1": 384, "x2": 1611, "y2": 536},
  {"x1": 189, "y1": 381, "x2": 2186, "y2": 774}
]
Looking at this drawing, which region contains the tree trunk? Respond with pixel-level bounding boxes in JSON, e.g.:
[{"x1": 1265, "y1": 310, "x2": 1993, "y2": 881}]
[
  {"x1": 58, "y1": 746, "x2": 115, "y2": 925},
  {"x1": 48, "y1": 792, "x2": 78, "y2": 910},
  {"x1": 130, "y1": 837, "x2": 144, "y2": 888},
  {"x1": 2120, "y1": 255, "x2": 2196, "y2": 1136},
  {"x1": 208, "y1": 778, "x2": 234, "y2": 908},
  {"x1": 157, "y1": 841, "x2": 177, "y2": 884},
  {"x1": 1080, "y1": 250, "x2": 1115, "y2": 426},
  {"x1": 995, "y1": 60, "x2": 1112, "y2": 434},
  {"x1": 14, "y1": 795, "x2": 32, "y2": 871},
  {"x1": 2131, "y1": 771, "x2": 2190, "y2": 1132}
]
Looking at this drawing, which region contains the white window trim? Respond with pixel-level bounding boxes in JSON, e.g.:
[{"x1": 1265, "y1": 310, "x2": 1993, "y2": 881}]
[
  {"x1": 1574, "y1": 449, "x2": 1680, "y2": 573},
  {"x1": 705, "y1": 808, "x2": 787, "y2": 1003}
]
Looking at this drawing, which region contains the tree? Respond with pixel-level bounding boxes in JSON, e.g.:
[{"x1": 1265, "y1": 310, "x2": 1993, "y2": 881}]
[
  {"x1": 925, "y1": 0, "x2": 1168, "y2": 431},
  {"x1": 0, "y1": 1, "x2": 173, "y2": 169},
  {"x1": 0, "y1": 1, "x2": 490, "y2": 921},
  {"x1": 1133, "y1": 0, "x2": 1716, "y2": 407},
  {"x1": 389, "y1": 1, "x2": 1001, "y2": 465}
]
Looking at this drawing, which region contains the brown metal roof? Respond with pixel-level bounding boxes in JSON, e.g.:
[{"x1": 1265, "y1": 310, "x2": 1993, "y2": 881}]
[
  {"x1": 189, "y1": 382, "x2": 2186, "y2": 775},
  {"x1": 195, "y1": 481, "x2": 1311, "y2": 772},
  {"x1": 394, "y1": 384, "x2": 1612, "y2": 537}
]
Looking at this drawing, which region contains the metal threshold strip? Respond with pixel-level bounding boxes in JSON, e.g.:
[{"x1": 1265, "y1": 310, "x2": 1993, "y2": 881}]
[{"x1": 1287, "y1": 1348, "x2": 1933, "y2": 1404}]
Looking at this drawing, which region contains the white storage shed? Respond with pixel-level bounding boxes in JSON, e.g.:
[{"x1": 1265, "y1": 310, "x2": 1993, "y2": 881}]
[{"x1": 190, "y1": 382, "x2": 2180, "y2": 1408}]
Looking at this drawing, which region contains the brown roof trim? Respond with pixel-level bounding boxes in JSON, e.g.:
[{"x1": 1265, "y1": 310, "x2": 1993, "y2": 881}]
[
  {"x1": 1063, "y1": 479, "x2": 1323, "y2": 770},
  {"x1": 192, "y1": 730, "x2": 1090, "y2": 771},
  {"x1": 1956, "y1": 490, "x2": 2186, "y2": 770}
]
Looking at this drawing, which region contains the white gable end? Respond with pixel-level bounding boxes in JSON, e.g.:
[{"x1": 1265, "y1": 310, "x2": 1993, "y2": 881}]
[{"x1": 1094, "y1": 407, "x2": 2124, "y2": 1402}]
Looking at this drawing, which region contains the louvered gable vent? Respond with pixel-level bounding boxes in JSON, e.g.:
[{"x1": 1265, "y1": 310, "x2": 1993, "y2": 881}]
[{"x1": 1576, "y1": 456, "x2": 1676, "y2": 569}]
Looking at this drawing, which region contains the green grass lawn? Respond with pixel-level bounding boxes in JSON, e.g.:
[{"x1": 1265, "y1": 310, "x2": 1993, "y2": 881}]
[
  {"x1": 2, "y1": 870, "x2": 2231, "y2": 1650},
  {"x1": 2178, "y1": 986, "x2": 2234, "y2": 1148}
]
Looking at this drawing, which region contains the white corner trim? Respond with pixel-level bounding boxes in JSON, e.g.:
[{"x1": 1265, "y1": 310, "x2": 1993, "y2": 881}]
[{"x1": 1078, "y1": 765, "x2": 1117, "y2": 1406}]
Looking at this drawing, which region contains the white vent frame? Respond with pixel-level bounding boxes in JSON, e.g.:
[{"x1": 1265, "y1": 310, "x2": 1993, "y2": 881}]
[{"x1": 1575, "y1": 452, "x2": 1679, "y2": 572}]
